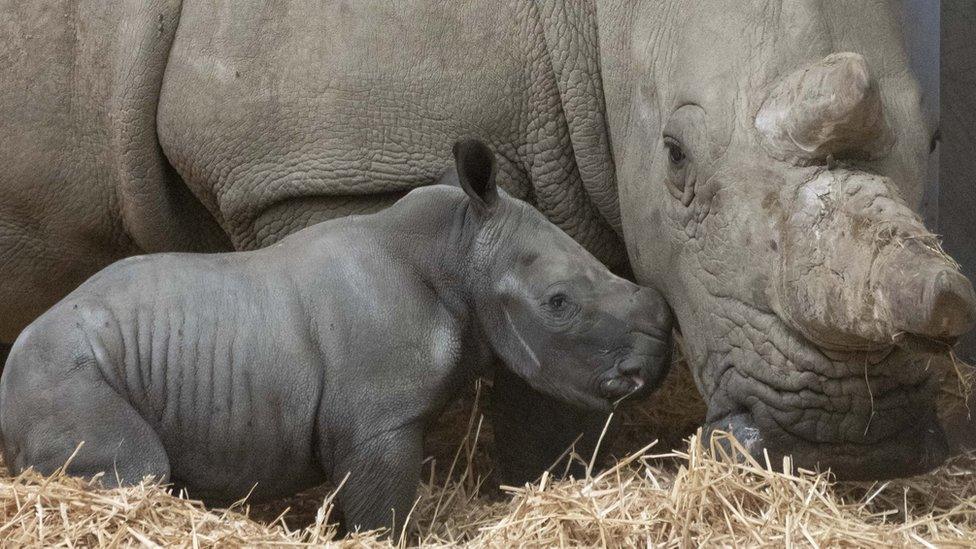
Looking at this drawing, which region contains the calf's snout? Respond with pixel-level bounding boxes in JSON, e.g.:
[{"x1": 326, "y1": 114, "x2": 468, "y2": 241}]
[
  {"x1": 592, "y1": 284, "x2": 673, "y2": 401},
  {"x1": 614, "y1": 324, "x2": 674, "y2": 399}
]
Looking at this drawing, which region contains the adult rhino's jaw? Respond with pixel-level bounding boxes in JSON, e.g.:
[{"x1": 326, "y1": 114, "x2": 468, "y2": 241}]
[
  {"x1": 703, "y1": 166, "x2": 963, "y2": 478},
  {"x1": 740, "y1": 55, "x2": 970, "y2": 478},
  {"x1": 685, "y1": 165, "x2": 967, "y2": 479},
  {"x1": 699, "y1": 316, "x2": 949, "y2": 480}
]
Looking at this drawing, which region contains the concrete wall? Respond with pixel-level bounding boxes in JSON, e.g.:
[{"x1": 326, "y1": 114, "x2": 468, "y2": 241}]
[
  {"x1": 940, "y1": 0, "x2": 976, "y2": 362},
  {"x1": 900, "y1": 0, "x2": 941, "y2": 228}
]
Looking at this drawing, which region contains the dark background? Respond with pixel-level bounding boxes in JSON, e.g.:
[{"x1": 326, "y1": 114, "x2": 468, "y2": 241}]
[
  {"x1": 902, "y1": 0, "x2": 975, "y2": 363},
  {"x1": 939, "y1": 0, "x2": 975, "y2": 362}
]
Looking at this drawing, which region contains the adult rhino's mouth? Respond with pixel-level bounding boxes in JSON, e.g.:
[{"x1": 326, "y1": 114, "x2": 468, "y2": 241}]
[{"x1": 700, "y1": 318, "x2": 949, "y2": 480}]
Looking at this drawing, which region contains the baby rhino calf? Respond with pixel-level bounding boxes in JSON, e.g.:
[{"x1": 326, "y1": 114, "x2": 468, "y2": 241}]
[{"x1": 0, "y1": 140, "x2": 672, "y2": 532}]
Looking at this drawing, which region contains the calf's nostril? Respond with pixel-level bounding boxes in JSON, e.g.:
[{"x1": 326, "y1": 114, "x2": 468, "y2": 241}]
[
  {"x1": 627, "y1": 374, "x2": 645, "y2": 393},
  {"x1": 616, "y1": 355, "x2": 647, "y2": 376}
]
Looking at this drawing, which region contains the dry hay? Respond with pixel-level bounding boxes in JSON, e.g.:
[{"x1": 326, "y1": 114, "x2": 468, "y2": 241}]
[{"x1": 2, "y1": 357, "x2": 976, "y2": 547}]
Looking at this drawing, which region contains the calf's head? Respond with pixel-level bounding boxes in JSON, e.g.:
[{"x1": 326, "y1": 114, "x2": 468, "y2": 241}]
[
  {"x1": 611, "y1": 1, "x2": 975, "y2": 479},
  {"x1": 451, "y1": 140, "x2": 674, "y2": 411}
]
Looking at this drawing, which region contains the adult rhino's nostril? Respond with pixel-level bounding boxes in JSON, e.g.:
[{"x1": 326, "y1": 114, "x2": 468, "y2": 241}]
[
  {"x1": 888, "y1": 266, "x2": 976, "y2": 341},
  {"x1": 928, "y1": 270, "x2": 976, "y2": 336},
  {"x1": 821, "y1": 346, "x2": 894, "y2": 365}
]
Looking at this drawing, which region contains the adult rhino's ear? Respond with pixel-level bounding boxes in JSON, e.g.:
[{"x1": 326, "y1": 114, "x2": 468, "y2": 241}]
[{"x1": 453, "y1": 139, "x2": 499, "y2": 214}]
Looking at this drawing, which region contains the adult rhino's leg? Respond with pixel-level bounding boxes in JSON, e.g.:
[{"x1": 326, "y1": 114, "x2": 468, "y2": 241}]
[{"x1": 489, "y1": 365, "x2": 607, "y2": 485}]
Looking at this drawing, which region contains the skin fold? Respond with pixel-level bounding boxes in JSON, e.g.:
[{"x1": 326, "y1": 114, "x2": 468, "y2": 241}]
[
  {"x1": 0, "y1": 0, "x2": 972, "y2": 479},
  {"x1": 0, "y1": 141, "x2": 673, "y2": 532}
]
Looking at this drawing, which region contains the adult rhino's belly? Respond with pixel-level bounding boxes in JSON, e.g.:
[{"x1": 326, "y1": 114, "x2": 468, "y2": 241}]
[{"x1": 156, "y1": 0, "x2": 536, "y2": 252}]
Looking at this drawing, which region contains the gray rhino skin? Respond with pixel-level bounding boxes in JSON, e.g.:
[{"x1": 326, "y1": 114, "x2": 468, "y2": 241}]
[
  {"x1": 1, "y1": 0, "x2": 973, "y2": 479},
  {"x1": 0, "y1": 140, "x2": 673, "y2": 532}
]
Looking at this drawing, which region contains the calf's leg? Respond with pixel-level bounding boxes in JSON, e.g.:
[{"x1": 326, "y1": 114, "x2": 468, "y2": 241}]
[{"x1": 325, "y1": 426, "x2": 423, "y2": 536}]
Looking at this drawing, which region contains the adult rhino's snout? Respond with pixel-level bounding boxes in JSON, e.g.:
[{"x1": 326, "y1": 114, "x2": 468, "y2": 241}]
[
  {"x1": 774, "y1": 169, "x2": 976, "y2": 351},
  {"x1": 756, "y1": 51, "x2": 975, "y2": 351},
  {"x1": 880, "y1": 246, "x2": 976, "y2": 343}
]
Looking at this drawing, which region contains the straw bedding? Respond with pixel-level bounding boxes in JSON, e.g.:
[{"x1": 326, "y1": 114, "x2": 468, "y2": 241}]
[{"x1": 2, "y1": 355, "x2": 975, "y2": 547}]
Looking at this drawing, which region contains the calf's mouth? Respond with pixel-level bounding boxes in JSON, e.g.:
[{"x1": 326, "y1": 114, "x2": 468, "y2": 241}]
[
  {"x1": 600, "y1": 373, "x2": 645, "y2": 401},
  {"x1": 598, "y1": 331, "x2": 672, "y2": 401}
]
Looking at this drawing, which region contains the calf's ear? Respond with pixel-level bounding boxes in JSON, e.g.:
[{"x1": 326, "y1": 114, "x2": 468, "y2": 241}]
[{"x1": 453, "y1": 139, "x2": 499, "y2": 214}]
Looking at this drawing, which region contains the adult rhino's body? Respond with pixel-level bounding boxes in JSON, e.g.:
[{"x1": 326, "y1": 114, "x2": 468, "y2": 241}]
[{"x1": 1, "y1": 0, "x2": 973, "y2": 479}]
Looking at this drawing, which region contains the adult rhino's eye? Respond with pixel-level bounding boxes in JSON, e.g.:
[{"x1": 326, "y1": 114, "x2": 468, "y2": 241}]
[
  {"x1": 548, "y1": 293, "x2": 568, "y2": 310},
  {"x1": 664, "y1": 137, "x2": 686, "y2": 166}
]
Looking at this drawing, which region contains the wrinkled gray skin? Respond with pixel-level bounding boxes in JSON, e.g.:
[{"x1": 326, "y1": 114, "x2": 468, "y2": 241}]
[
  {"x1": 1, "y1": 0, "x2": 973, "y2": 480},
  {"x1": 0, "y1": 140, "x2": 673, "y2": 533}
]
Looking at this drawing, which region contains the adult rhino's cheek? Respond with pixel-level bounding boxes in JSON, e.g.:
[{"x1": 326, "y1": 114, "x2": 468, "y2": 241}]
[
  {"x1": 620, "y1": 211, "x2": 664, "y2": 284},
  {"x1": 660, "y1": 266, "x2": 729, "y2": 397},
  {"x1": 617, "y1": 168, "x2": 675, "y2": 287}
]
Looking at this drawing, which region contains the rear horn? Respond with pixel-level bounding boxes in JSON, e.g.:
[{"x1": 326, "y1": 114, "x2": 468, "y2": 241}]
[{"x1": 755, "y1": 52, "x2": 891, "y2": 162}]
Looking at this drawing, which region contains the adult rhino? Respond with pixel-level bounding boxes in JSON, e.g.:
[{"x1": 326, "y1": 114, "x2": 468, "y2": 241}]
[{"x1": 1, "y1": 0, "x2": 972, "y2": 481}]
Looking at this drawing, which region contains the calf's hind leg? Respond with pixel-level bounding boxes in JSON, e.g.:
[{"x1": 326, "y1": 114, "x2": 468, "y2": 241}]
[{"x1": 0, "y1": 349, "x2": 169, "y2": 487}]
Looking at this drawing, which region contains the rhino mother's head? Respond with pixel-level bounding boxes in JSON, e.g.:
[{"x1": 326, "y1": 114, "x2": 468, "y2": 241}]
[{"x1": 606, "y1": 0, "x2": 975, "y2": 479}]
